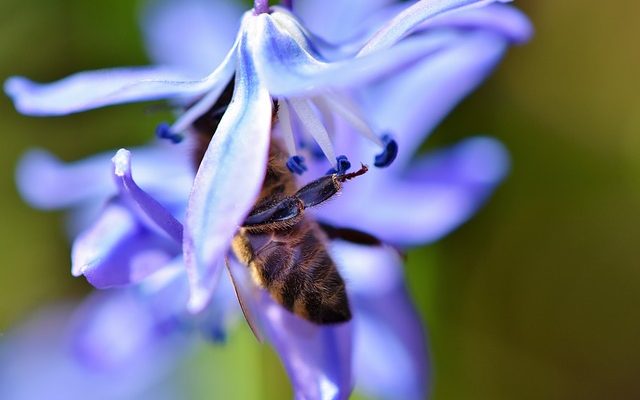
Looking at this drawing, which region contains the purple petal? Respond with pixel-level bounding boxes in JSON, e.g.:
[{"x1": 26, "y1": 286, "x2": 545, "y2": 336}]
[
  {"x1": 262, "y1": 303, "x2": 353, "y2": 400},
  {"x1": 16, "y1": 149, "x2": 114, "y2": 210},
  {"x1": 316, "y1": 137, "x2": 510, "y2": 246},
  {"x1": 137, "y1": 257, "x2": 241, "y2": 342},
  {"x1": 72, "y1": 202, "x2": 179, "y2": 288},
  {"x1": 142, "y1": 0, "x2": 243, "y2": 77},
  {"x1": 4, "y1": 38, "x2": 240, "y2": 116},
  {"x1": 225, "y1": 258, "x2": 266, "y2": 341},
  {"x1": 16, "y1": 145, "x2": 193, "y2": 211},
  {"x1": 183, "y1": 38, "x2": 272, "y2": 313},
  {"x1": 296, "y1": 0, "x2": 394, "y2": 43},
  {"x1": 358, "y1": 0, "x2": 510, "y2": 55},
  {"x1": 422, "y1": 4, "x2": 533, "y2": 44},
  {"x1": 137, "y1": 259, "x2": 191, "y2": 333},
  {"x1": 192, "y1": 270, "x2": 242, "y2": 342},
  {"x1": 70, "y1": 291, "x2": 164, "y2": 370},
  {"x1": 123, "y1": 145, "x2": 194, "y2": 207},
  {"x1": 81, "y1": 231, "x2": 175, "y2": 289},
  {"x1": 112, "y1": 149, "x2": 183, "y2": 243},
  {"x1": 5, "y1": 67, "x2": 198, "y2": 116},
  {"x1": 227, "y1": 260, "x2": 354, "y2": 400},
  {"x1": 68, "y1": 290, "x2": 192, "y2": 391},
  {"x1": 250, "y1": 11, "x2": 454, "y2": 97},
  {"x1": 363, "y1": 31, "x2": 511, "y2": 167},
  {"x1": 71, "y1": 202, "x2": 134, "y2": 278},
  {"x1": 332, "y1": 242, "x2": 429, "y2": 400},
  {"x1": 0, "y1": 305, "x2": 186, "y2": 400}
]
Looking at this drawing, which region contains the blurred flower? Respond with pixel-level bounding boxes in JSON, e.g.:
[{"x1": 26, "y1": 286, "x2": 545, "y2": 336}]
[
  {"x1": 8, "y1": 0, "x2": 531, "y2": 399},
  {"x1": 0, "y1": 290, "x2": 190, "y2": 400}
]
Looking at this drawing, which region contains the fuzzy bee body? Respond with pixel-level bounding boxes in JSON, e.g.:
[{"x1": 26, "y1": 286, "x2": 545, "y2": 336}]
[{"x1": 231, "y1": 140, "x2": 351, "y2": 324}]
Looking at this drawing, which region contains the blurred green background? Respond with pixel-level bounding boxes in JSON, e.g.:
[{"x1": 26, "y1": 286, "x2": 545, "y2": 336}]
[{"x1": 1, "y1": 0, "x2": 639, "y2": 399}]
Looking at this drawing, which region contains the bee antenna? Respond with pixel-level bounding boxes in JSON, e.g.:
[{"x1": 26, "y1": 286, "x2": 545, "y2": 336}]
[{"x1": 337, "y1": 164, "x2": 368, "y2": 182}]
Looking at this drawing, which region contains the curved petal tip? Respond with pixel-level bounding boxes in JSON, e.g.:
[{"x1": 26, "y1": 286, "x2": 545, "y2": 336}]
[
  {"x1": 503, "y1": 5, "x2": 534, "y2": 44},
  {"x1": 15, "y1": 149, "x2": 63, "y2": 209},
  {"x1": 4, "y1": 76, "x2": 31, "y2": 109},
  {"x1": 187, "y1": 284, "x2": 211, "y2": 314},
  {"x1": 456, "y1": 136, "x2": 510, "y2": 184},
  {"x1": 112, "y1": 149, "x2": 131, "y2": 177}
]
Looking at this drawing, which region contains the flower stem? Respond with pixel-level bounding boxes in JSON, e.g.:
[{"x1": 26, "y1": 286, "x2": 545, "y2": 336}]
[{"x1": 254, "y1": 0, "x2": 269, "y2": 14}]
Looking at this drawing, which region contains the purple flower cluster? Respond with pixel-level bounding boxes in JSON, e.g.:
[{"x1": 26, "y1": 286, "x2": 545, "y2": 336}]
[{"x1": 3, "y1": 0, "x2": 531, "y2": 399}]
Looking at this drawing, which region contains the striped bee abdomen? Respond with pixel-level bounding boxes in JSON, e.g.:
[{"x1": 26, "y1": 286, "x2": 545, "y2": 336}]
[{"x1": 238, "y1": 218, "x2": 351, "y2": 324}]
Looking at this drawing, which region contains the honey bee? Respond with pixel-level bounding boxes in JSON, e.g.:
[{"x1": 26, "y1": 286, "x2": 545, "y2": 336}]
[
  {"x1": 231, "y1": 140, "x2": 368, "y2": 324},
  {"x1": 189, "y1": 81, "x2": 376, "y2": 324}
]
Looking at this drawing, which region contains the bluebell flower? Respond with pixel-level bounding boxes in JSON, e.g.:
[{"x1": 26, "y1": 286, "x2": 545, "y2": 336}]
[
  {"x1": 8, "y1": 0, "x2": 531, "y2": 399},
  {"x1": 5, "y1": 0, "x2": 524, "y2": 312}
]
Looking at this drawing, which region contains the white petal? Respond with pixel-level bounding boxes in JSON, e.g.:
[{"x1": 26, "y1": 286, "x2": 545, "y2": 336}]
[
  {"x1": 183, "y1": 37, "x2": 272, "y2": 313},
  {"x1": 358, "y1": 0, "x2": 510, "y2": 56}
]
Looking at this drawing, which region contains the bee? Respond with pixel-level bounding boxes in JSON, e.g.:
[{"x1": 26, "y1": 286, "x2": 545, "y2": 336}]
[
  {"x1": 231, "y1": 140, "x2": 368, "y2": 324},
  {"x1": 189, "y1": 80, "x2": 377, "y2": 324}
]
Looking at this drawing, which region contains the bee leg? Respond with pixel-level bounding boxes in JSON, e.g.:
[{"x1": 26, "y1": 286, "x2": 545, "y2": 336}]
[
  {"x1": 295, "y1": 164, "x2": 369, "y2": 208},
  {"x1": 318, "y1": 222, "x2": 407, "y2": 260},
  {"x1": 242, "y1": 196, "x2": 304, "y2": 232},
  {"x1": 294, "y1": 175, "x2": 341, "y2": 208},
  {"x1": 242, "y1": 165, "x2": 368, "y2": 232}
]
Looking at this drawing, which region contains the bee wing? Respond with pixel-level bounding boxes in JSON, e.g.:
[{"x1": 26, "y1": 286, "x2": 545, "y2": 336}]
[
  {"x1": 225, "y1": 258, "x2": 265, "y2": 342},
  {"x1": 317, "y1": 221, "x2": 382, "y2": 246},
  {"x1": 318, "y1": 221, "x2": 407, "y2": 260}
]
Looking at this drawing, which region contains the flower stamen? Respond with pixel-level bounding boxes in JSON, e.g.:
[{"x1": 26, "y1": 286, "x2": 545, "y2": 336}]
[
  {"x1": 288, "y1": 98, "x2": 337, "y2": 167},
  {"x1": 156, "y1": 122, "x2": 183, "y2": 144},
  {"x1": 276, "y1": 99, "x2": 298, "y2": 156},
  {"x1": 311, "y1": 97, "x2": 335, "y2": 136},
  {"x1": 374, "y1": 134, "x2": 398, "y2": 168},
  {"x1": 328, "y1": 155, "x2": 351, "y2": 175},
  {"x1": 286, "y1": 155, "x2": 307, "y2": 175},
  {"x1": 279, "y1": 93, "x2": 401, "y2": 170},
  {"x1": 325, "y1": 94, "x2": 382, "y2": 146},
  {"x1": 323, "y1": 93, "x2": 400, "y2": 168},
  {"x1": 170, "y1": 81, "x2": 232, "y2": 134}
]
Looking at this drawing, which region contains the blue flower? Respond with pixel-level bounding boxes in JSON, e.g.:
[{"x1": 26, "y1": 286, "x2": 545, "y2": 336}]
[
  {"x1": 5, "y1": 0, "x2": 526, "y2": 312},
  {"x1": 8, "y1": 0, "x2": 531, "y2": 399}
]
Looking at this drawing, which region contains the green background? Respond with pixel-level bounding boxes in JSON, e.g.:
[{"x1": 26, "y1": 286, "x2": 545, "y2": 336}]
[{"x1": 1, "y1": 0, "x2": 639, "y2": 399}]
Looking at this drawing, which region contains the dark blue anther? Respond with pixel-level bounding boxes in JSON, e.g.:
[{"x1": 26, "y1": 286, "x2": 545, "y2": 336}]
[
  {"x1": 327, "y1": 155, "x2": 351, "y2": 175},
  {"x1": 336, "y1": 155, "x2": 351, "y2": 174},
  {"x1": 156, "y1": 122, "x2": 183, "y2": 144},
  {"x1": 374, "y1": 134, "x2": 398, "y2": 168},
  {"x1": 286, "y1": 155, "x2": 307, "y2": 175}
]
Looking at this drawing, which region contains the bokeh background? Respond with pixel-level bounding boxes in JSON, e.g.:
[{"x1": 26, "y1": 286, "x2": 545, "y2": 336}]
[{"x1": 1, "y1": 0, "x2": 639, "y2": 399}]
